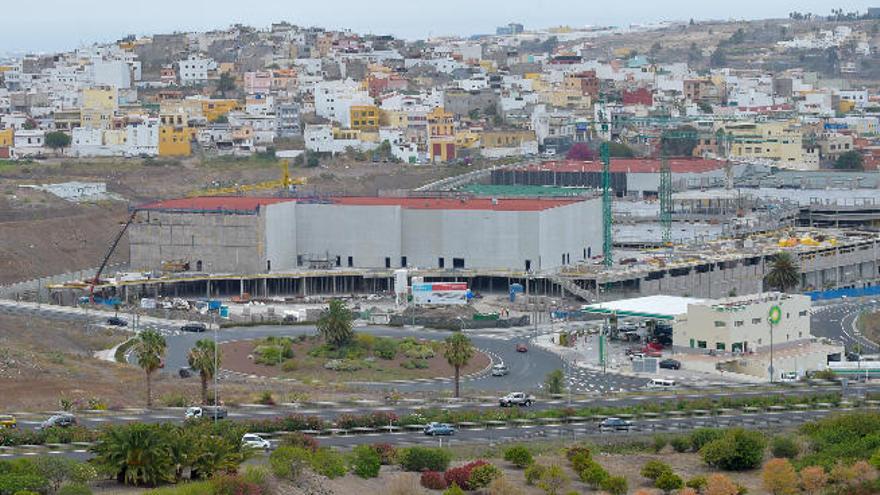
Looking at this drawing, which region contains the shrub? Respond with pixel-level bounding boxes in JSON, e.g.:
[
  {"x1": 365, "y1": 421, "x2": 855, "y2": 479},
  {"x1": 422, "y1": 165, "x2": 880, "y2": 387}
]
[
  {"x1": 257, "y1": 391, "x2": 275, "y2": 406},
  {"x1": 486, "y1": 475, "x2": 525, "y2": 495},
  {"x1": 569, "y1": 453, "x2": 592, "y2": 474},
  {"x1": 701, "y1": 428, "x2": 767, "y2": 471},
  {"x1": 599, "y1": 475, "x2": 628, "y2": 495},
  {"x1": 268, "y1": 446, "x2": 311, "y2": 481},
  {"x1": 671, "y1": 435, "x2": 691, "y2": 453},
  {"x1": 762, "y1": 458, "x2": 798, "y2": 495},
  {"x1": 420, "y1": 470, "x2": 448, "y2": 490},
  {"x1": 444, "y1": 460, "x2": 487, "y2": 490},
  {"x1": 690, "y1": 428, "x2": 724, "y2": 452},
  {"x1": 0, "y1": 474, "x2": 49, "y2": 495},
  {"x1": 241, "y1": 466, "x2": 271, "y2": 493},
  {"x1": 374, "y1": 338, "x2": 399, "y2": 359},
  {"x1": 704, "y1": 473, "x2": 742, "y2": 495},
  {"x1": 851, "y1": 460, "x2": 878, "y2": 485},
  {"x1": 280, "y1": 432, "x2": 319, "y2": 452},
  {"x1": 469, "y1": 464, "x2": 502, "y2": 489},
  {"x1": 655, "y1": 471, "x2": 684, "y2": 493},
  {"x1": 443, "y1": 484, "x2": 465, "y2": 495},
  {"x1": 641, "y1": 460, "x2": 673, "y2": 481},
  {"x1": 211, "y1": 474, "x2": 261, "y2": 495},
  {"x1": 371, "y1": 443, "x2": 397, "y2": 465},
  {"x1": 686, "y1": 476, "x2": 707, "y2": 490},
  {"x1": 652, "y1": 434, "x2": 668, "y2": 453},
  {"x1": 579, "y1": 461, "x2": 609, "y2": 488},
  {"x1": 799, "y1": 466, "x2": 828, "y2": 495},
  {"x1": 398, "y1": 447, "x2": 452, "y2": 472},
  {"x1": 57, "y1": 484, "x2": 93, "y2": 495},
  {"x1": 351, "y1": 445, "x2": 381, "y2": 479},
  {"x1": 564, "y1": 445, "x2": 591, "y2": 462},
  {"x1": 503, "y1": 446, "x2": 533, "y2": 468},
  {"x1": 524, "y1": 463, "x2": 546, "y2": 485},
  {"x1": 537, "y1": 465, "x2": 569, "y2": 495},
  {"x1": 309, "y1": 448, "x2": 347, "y2": 479},
  {"x1": 770, "y1": 436, "x2": 800, "y2": 459},
  {"x1": 281, "y1": 360, "x2": 298, "y2": 372}
]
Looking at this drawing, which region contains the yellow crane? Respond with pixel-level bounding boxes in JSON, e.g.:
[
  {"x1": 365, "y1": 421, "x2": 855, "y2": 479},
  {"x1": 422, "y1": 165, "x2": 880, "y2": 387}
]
[{"x1": 189, "y1": 161, "x2": 307, "y2": 197}]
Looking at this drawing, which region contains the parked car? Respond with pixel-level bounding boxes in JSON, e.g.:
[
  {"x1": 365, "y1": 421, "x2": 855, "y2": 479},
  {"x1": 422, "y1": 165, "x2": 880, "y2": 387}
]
[
  {"x1": 499, "y1": 392, "x2": 534, "y2": 407},
  {"x1": 779, "y1": 371, "x2": 798, "y2": 382},
  {"x1": 178, "y1": 366, "x2": 193, "y2": 378},
  {"x1": 599, "y1": 417, "x2": 632, "y2": 432},
  {"x1": 38, "y1": 414, "x2": 77, "y2": 430},
  {"x1": 516, "y1": 343, "x2": 528, "y2": 353},
  {"x1": 241, "y1": 433, "x2": 271, "y2": 450},
  {"x1": 180, "y1": 323, "x2": 207, "y2": 333},
  {"x1": 629, "y1": 352, "x2": 646, "y2": 361},
  {"x1": 0, "y1": 415, "x2": 17, "y2": 429},
  {"x1": 106, "y1": 316, "x2": 128, "y2": 327},
  {"x1": 659, "y1": 359, "x2": 681, "y2": 370},
  {"x1": 423, "y1": 422, "x2": 455, "y2": 436},
  {"x1": 491, "y1": 364, "x2": 510, "y2": 377},
  {"x1": 185, "y1": 406, "x2": 227, "y2": 420}
]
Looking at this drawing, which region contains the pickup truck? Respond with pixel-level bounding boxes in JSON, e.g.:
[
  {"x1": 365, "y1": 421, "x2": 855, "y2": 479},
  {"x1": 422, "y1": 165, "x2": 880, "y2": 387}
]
[
  {"x1": 185, "y1": 406, "x2": 228, "y2": 420},
  {"x1": 499, "y1": 392, "x2": 535, "y2": 407}
]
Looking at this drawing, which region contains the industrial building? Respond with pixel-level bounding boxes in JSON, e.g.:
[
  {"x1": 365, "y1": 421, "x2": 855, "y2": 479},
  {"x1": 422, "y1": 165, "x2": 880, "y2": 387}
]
[{"x1": 130, "y1": 195, "x2": 603, "y2": 275}]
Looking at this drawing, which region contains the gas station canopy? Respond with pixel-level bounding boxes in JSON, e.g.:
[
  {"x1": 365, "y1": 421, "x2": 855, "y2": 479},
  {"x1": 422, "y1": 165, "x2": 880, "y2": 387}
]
[{"x1": 581, "y1": 295, "x2": 708, "y2": 321}]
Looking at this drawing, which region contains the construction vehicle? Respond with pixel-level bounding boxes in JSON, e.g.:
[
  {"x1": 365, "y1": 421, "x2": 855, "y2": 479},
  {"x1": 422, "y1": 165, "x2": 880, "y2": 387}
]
[
  {"x1": 89, "y1": 209, "x2": 138, "y2": 304},
  {"x1": 188, "y1": 161, "x2": 306, "y2": 197}
]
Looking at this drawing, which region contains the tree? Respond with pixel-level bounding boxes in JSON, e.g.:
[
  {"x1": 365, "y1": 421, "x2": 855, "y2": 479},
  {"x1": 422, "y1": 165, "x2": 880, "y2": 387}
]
[
  {"x1": 608, "y1": 141, "x2": 635, "y2": 157},
  {"x1": 701, "y1": 428, "x2": 767, "y2": 471},
  {"x1": 544, "y1": 369, "x2": 565, "y2": 395},
  {"x1": 710, "y1": 48, "x2": 728, "y2": 68},
  {"x1": 566, "y1": 142, "x2": 595, "y2": 161},
  {"x1": 661, "y1": 126, "x2": 699, "y2": 157},
  {"x1": 187, "y1": 339, "x2": 219, "y2": 405},
  {"x1": 217, "y1": 72, "x2": 236, "y2": 97},
  {"x1": 765, "y1": 252, "x2": 800, "y2": 292},
  {"x1": 317, "y1": 299, "x2": 354, "y2": 348},
  {"x1": 44, "y1": 131, "x2": 71, "y2": 154},
  {"x1": 33, "y1": 456, "x2": 80, "y2": 492},
  {"x1": 536, "y1": 464, "x2": 569, "y2": 495},
  {"x1": 770, "y1": 435, "x2": 800, "y2": 458},
  {"x1": 704, "y1": 473, "x2": 740, "y2": 495},
  {"x1": 443, "y1": 332, "x2": 474, "y2": 398},
  {"x1": 91, "y1": 423, "x2": 174, "y2": 486},
  {"x1": 762, "y1": 458, "x2": 798, "y2": 495},
  {"x1": 835, "y1": 150, "x2": 864, "y2": 170},
  {"x1": 133, "y1": 330, "x2": 166, "y2": 408},
  {"x1": 214, "y1": 114, "x2": 229, "y2": 124},
  {"x1": 799, "y1": 466, "x2": 828, "y2": 495}
]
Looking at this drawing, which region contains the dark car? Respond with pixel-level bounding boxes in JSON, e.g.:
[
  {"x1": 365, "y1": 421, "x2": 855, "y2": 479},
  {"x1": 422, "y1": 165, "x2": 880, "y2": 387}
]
[
  {"x1": 106, "y1": 316, "x2": 128, "y2": 327},
  {"x1": 39, "y1": 414, "x2": 77, "y2": 430},
  {"x1": 599, "y1": 417, "x2": 632, "y2": 432},
  {"x1": 659, "y1": 359, "x2": 681, "y2": 370},
  {"x1": 180, "y1": 323, "x2": 207, "y2": 333},
  {"x1": 178, "y1": 366, "x2": 193, "y2": 378}
]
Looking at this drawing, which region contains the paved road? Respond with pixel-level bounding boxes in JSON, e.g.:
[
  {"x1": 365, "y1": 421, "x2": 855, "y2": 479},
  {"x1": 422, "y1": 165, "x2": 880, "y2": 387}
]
[{"x1": 811, "y1": 300, "x2": 880, "y2": 353}]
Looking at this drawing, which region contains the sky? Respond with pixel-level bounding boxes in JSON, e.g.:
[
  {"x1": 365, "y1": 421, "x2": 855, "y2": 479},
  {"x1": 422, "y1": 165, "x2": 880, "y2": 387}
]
[{"x1": 2, "y1": 0, "x2": 877, "y2": 54}]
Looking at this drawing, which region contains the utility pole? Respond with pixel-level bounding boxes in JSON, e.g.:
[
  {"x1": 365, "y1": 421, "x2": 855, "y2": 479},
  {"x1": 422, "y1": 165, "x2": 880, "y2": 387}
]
[
  {"x1": 213, "y1": 312, "x2": 219, "y2": 417},
  {"x1": 660, "y1": 155, "x2": 672, "y2": 251},
  {"x1": 601, "y1": 142, "x2": 613, "y2": 268}
]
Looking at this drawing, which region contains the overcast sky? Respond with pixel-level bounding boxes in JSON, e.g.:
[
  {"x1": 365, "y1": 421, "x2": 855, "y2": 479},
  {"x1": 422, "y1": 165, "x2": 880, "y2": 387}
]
[{"x1": 2, "y1": 0, "x2": 877, "y2": 53}]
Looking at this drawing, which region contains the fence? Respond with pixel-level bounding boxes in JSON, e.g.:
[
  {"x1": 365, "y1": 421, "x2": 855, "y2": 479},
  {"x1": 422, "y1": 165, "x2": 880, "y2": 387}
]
[{"x1": 805, "y1": 285, "x2": 880, "y2": 301}]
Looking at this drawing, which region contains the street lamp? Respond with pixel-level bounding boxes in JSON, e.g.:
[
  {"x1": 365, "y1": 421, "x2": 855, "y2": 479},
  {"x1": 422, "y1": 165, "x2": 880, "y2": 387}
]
[
  {"x1": 768, "y1": 304, "x2": 782, "y2": 383},
  {"x1": 212, "y1": 312, "x2": 219, "y2": 417}
]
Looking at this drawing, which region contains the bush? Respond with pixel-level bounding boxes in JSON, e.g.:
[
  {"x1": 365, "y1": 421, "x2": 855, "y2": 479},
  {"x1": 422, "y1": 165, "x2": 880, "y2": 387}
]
[
  {"x1": 652, "y1": 434, "x2": 668, "y2": 453},
  {"x1": 211, "y1": 474, "x2": 261, "y2": 495},
  {"x1": 690, "y1": 428, "x2": 724, "y2": 452},
  {"x1": 762, "y1": 458, "x2": 798, "y2": 495},
  {"x1": 641, "y1": 460, "x2": 673, "y2": 481},
  {"x1": 503, "y1": 446, "x2": 533, "y2": 468},
  {"x1": 469, "y1": 464, "x2": 501, "y2": 489},
  {"x1": 524, "y1": 464, "x2": 546, "y2": 486},
  {"x1": 537, "y1": 465, "x2": 569, "y2": 495},
  {"x1": 0, "y1": 474, "x2": 49, "y2": 495},
  {"x1": 374, "y1": 338, "x2": 399, "y2": 360},
  {"x1": 444, "y1": 460, "x2": 487, "y2": 490},
  {"x1": 564, "y1": 445, "x2": 591, "y2": 462},
  {"x1": 671, "y1": 435, "x2": 691, "y2": 453},
  {"x1": 371, "y1": 443, "x2": 397, "y2": 465},
  {"x1": 268, "y1": 446, "x2": 311, "y2": 481},
  {"x1": 257, "y1": 391, "x2": 275, "y2": 406},
  {"x1": 771, "y1": 436, "x2": 800, "y2": 459},
  {"x1": 579, "y1": 462, "x2": 608, "y2": 488},
  {"x1": 569, "y1": 452, "x2": 591, "y2": 474},
  {"x1": 281, "y1": 360, "x2": 298, "y2": 372},
  {"x1": 599, "y1": 475, "x2": 628, "y2": 495},
  {"x1": 655, "y1": 471, "x2": 684, "y2": 492},
  {"x1": 351, "y1": 445, "x2": 381, "y2": 479},
  {"x1": 241, "y1": 466, "x2": 271, "y2": 493},
  {"x1": 686, "y1": 476, "x2": 707, "y2": 490},
  {"x1": 799, "y1": 466, "x2": 828, "y2": 494},
  {"x1": 701, "y1": 428, "x2": 767, "y2": 471},
  {"x1": 486, "y1": 475, "x2": 525, "y2": 495},
  {"x1": 309, "y1": 448, "x2": 347, "y2": 479},
  {"x1": 280, "y1": 432, "x2": 319, "y2": 452},
  {"x1": 443, "y1": 484, "x2": 465, "y2": 495},
  {"x1": 57, "y1": 483, "x2": 92, "y2": 495},
  {"x1": 398, "y1": 447, "x2": 452, "y2": 472},
  {"x1": 420, "y1": 470, "x2": 448, "y2": 490}
]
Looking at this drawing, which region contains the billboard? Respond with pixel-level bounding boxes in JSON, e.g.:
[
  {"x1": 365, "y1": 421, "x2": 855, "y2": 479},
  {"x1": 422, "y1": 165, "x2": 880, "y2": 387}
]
[{"x1": 412, "y1": 282, "x2": 468, "y2": 305}]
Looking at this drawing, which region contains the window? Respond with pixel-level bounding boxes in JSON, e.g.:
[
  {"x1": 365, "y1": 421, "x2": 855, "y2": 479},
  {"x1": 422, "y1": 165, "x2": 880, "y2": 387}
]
[
  {"x1": 697, "y1": 341, "x2": 707, "y2": 349},
  {"x1": 734, "y1": 320, "x2": 744, "y2": 327},
  {"x1": 714, "y1": 321, "x2": 727, "y2": 327},
  {"x1": 401, "y1": 256, "x2": 407, "y2": 267},
  {"x1": 384, "y1": 257, "x2": 391, "y2": 268},
  {"x1": 335, "y1": 256, "x2": 341, "y2": 267},
  {"x1": 716, "y1": 343, "x2": 726, "y2": 351},
  {"x1": 438, "y1": 257, "x2": 445, "y2": 269},
  {"x1": 347, "y1": 256, "x2": 353, "y2": 267},
  {"x1": 452, "y1": 258, "x2": 465, "y2": 269},
  {"x1": 752, "y1": 318, "x2": 762, "y2": 324},
  {"x1": 799, "y1": 310, "x2": 807, "y2": 317},
  {"x1": 525, "y1": 260, "x2": 531, "y2": 271}
]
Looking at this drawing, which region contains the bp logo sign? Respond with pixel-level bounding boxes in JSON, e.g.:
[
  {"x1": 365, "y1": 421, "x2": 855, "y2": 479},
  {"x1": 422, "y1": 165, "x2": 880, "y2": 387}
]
[{"x1": 768, "y1": 305, "x2": 782, "y2": 325}]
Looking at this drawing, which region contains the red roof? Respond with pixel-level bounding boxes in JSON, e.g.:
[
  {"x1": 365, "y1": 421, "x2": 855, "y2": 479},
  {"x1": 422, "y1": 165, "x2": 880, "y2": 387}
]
[
  {"x1": 522, "y1": 158, "x2": 726, "y2": 174},
  {"x1": 333, "y1": 196, "x2": 580, "y2": 211},
  {"x1": 138, "y1": 196, "x2": 296, "y2": 212}
]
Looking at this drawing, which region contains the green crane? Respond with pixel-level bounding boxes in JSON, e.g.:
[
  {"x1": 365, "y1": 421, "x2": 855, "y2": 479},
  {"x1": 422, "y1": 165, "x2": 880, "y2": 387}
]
[{"x1": 601, "y1": 142, "x2": 613, "y2": 267}]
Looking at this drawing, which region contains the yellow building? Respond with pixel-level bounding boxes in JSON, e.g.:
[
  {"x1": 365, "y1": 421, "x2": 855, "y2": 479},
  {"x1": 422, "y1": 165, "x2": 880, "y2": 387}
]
[
  {"x1": 81, "y1": 87, "x2": 118, "y2": 129},
  {"x1": 455, "y1": 130, "x2": 481, "y2": 149},
  {"x1": 725, "y1": 122, "x2": 816, "y2": 167},
  {"x1": 544, "y1": 88, "x2": 591, "y2": 110},
  {"x1": 158, "y1": 112, "x2": 193, "y2": 156},
  {"x1": 201, "y1": 99, "x2": 239, "y2": 122},
  {"x1": 481, "y1": 130, "x2": 537, "y2": 149},
  {"x1": 349, "y1": 105, "x2": 380, "y2": 131},
  {"x1": 0, "y1": 128, "x2": 13, "y2": 147},
  {"x1": 427, "y1": 107, "x2": 456, "y2": 162}
]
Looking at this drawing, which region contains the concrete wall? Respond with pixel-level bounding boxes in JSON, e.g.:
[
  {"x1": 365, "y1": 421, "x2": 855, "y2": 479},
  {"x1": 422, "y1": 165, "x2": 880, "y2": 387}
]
[
  {"x1": 296, "y1": 204, "x2": 402, "y2": 268},
  {"x1": 539, "y1": 199, "x2": 602, "y2": 269},
  {"x1": 130, "y1": 210, "x2": 263, "y2": 273},
  {"x1": 265, "y1": 202, "x2": 298, "y2": 271}
]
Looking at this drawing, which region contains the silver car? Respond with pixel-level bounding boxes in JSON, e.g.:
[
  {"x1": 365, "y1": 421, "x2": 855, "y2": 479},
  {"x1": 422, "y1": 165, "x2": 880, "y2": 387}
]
[{"x1": 491, "y1": 364, "x2": 509, "y2": 376}]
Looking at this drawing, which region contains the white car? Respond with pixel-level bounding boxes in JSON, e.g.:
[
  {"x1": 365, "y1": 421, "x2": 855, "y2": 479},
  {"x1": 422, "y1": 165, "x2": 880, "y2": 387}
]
[{"x1": 242, "y1": 433, "x2": 271, "y2": 450}]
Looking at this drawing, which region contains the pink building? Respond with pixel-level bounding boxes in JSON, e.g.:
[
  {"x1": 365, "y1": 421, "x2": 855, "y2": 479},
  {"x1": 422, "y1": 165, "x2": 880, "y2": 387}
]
[{"x1": 243, "y1": 71, "x2": 272, "y2": 95}]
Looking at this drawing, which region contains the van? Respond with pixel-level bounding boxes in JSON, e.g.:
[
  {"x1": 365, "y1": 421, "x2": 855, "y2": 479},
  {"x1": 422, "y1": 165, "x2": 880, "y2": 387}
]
[{"x1": 647, "y1": 378, "x2": 676, "y2": 389}]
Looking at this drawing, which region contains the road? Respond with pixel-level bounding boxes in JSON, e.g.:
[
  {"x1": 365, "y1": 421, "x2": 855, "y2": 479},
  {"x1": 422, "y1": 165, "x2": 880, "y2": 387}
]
[{"x1": 811, "y1": 299, "x2": 880, "y2": 353}]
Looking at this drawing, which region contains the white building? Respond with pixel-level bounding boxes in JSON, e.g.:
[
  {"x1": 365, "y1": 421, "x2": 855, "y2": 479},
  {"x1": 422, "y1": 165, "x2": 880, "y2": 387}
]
[
  {"x1": 177, "y1": 55, "x2": 215, "y2": 86},
  {"x1": 125, "y1": 119, "x2": 160, "y2": 156},
  {"x1": 313, "y1": 79, "x2": 373, "y2": 127},
  {"x1": 12, "y1": 129, "x2": 45, "y2": 156}
]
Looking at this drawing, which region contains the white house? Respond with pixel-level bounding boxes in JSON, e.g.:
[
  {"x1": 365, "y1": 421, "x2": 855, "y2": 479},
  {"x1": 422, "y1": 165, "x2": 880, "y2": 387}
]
[
  {"x1": 12, "y1": 129, "x2": 46, "y2": 156},
  {"x1": 177, "y1": 55, "x2": 216, "y2": 86}
]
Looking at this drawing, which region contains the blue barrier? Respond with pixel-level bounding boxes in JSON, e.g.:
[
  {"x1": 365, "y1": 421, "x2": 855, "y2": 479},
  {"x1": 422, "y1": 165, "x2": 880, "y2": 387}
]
[{"x1": 805, "y1": 285, "x2": 880, "y2": 301}]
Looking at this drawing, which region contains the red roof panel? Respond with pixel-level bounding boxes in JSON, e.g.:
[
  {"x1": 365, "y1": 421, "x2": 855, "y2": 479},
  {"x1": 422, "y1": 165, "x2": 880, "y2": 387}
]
[
  {"x1": 521, "y1": 158, "x2": 726, "y2": 174},
  {"x1": 138, "y1": 196, "x2": 296, "y2": 212},
  {"x1": 332, "y1": 196, "x2": 581, "y2": 211}
]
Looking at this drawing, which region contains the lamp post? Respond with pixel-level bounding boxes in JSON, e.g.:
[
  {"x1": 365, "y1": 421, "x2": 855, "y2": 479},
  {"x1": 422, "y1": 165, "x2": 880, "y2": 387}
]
[
  {"x1": 768, "y1": 305, "x2": 782, "y2": 383},
  {"x1": 212, "y1": 312, "x2": 219, "y2": 417}
]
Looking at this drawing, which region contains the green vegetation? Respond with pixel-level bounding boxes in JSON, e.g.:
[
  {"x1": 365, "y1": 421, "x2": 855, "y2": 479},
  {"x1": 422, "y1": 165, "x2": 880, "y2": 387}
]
[
  {"x1": 544, "y1": 369, "x2": 565, "y2": 395},
  {"x1": 443, "y1": 332, "x2": 474, "y2": 398},
  {"x1": 350, "y1": 445, "x2": 381, "y2": 479},
  {"x1": 701, "y1": 428, "x2": 767, "y2": 471},
  {"x1": 114, "y1": 338, "x2": 136, "y2": 363},
  {"x1": 799, "y1": 411, "x2": 880, "y2": 469},
  {"x1": 834, "y1": 150, "x2": 865, "y2": 171},
  {"x1": 765, "y1": 252, "x2": 800, "y2": 292},
  {"x1": 187, "y1": 339, "x2": 219, "y2": 405},
  {"x1": 253, "y1": 336, "x2": 294, "y2": 365},
  {"x1": 317, "y1": 299, "x2": 355, "y2": 348},
  {"x1": 770, "y1": 435, "x2": 800, "y2": 459},
  {"x1": 503, "y1": 445, "x2": 534, "y2": 468},
  {"x1": 398, "y1": 447, "x2": 452, "y2": 472},
  {"x1": 132, "y1": 330, "x2": 167, "y2": 408}
]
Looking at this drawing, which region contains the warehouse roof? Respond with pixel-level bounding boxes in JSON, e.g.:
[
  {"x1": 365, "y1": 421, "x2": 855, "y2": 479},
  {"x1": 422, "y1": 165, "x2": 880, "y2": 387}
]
[
  {"x1": 138, "y1": 196, "x2": 296, "y2": 212},
  {"x1": 332, "y1": 196, "x2": 582, "y2": 211},
  {"x1": 581, "y1": 295, "x2": 708, "y2": 320},
  {"x1": 520, "y1": 158, "x2": 726, "y2": 174}
]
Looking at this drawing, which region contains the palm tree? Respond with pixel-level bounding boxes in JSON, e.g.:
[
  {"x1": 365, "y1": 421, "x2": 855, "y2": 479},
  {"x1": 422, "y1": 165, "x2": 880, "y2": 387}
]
[
  {"x1": 133, "y1": 330, "x2": 166, "y2": 408},
  {"x1": 317, "y1": 299, "x2": 354, "y2": 348},
  {"x1": 765, "y1": 252, "x2": 800, "y2": 292},
  {"x1": 91, "y1": 423, "x2": 174, "y2": 486},
  {"x1": 188, "y1": 339, "x2": 219, "y2": 405},
  {"x1": 443, "y1": 332, "x2": 474, "y2": 398}
]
